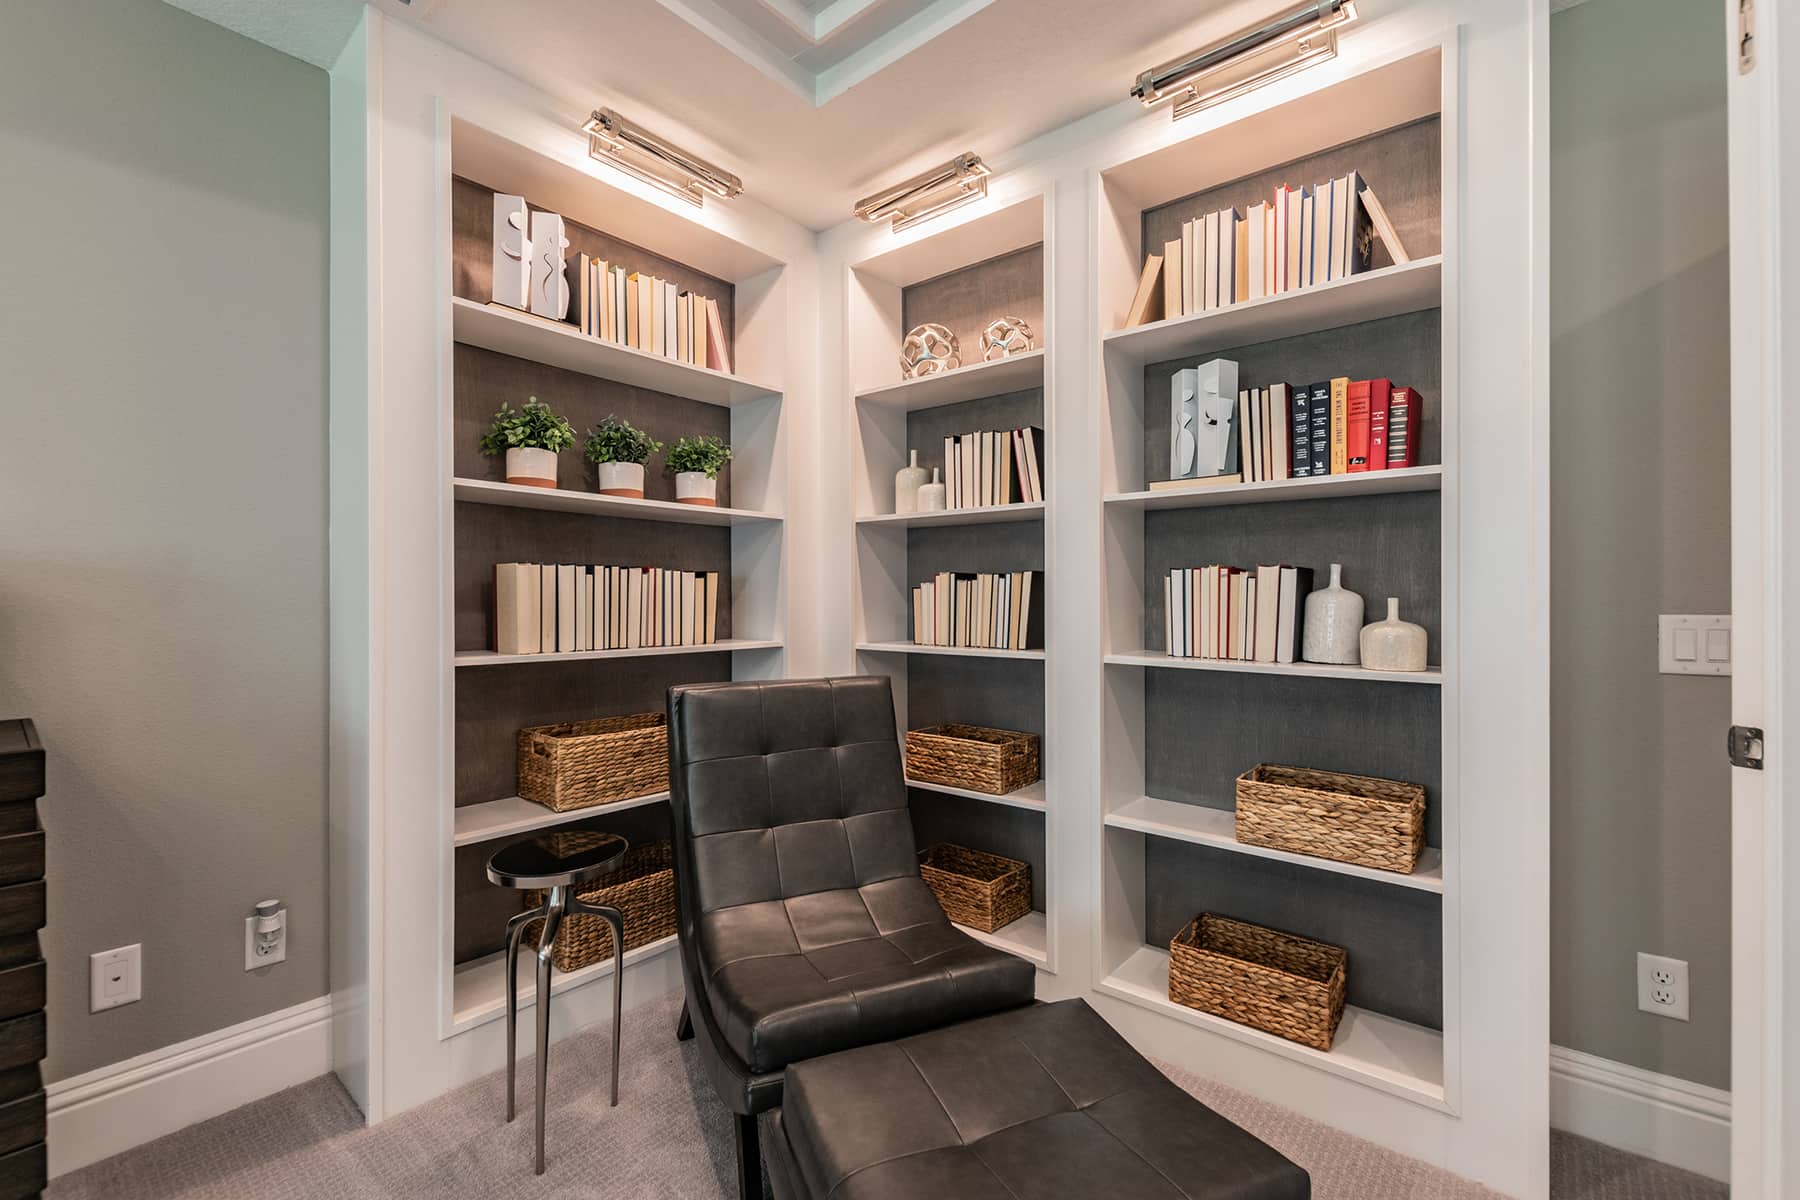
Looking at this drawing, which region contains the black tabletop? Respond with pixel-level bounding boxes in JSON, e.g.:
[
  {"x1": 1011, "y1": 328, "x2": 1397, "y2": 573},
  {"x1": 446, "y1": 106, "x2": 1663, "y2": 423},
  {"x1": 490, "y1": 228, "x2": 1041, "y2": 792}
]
[{"x1": 487, "y1": 830, "x2": 628, "y2": 890}]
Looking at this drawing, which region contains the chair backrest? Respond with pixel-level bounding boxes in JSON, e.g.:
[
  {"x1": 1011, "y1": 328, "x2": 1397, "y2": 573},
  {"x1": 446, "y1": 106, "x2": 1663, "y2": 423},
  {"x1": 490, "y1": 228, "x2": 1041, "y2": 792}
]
[{"x1": 665, "y1": 677, "x2": 917, "y2": 921}]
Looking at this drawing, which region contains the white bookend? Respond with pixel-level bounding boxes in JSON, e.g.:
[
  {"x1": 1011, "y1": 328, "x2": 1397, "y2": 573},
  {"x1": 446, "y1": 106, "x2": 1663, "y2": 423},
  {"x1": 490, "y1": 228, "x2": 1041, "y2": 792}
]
[
  {"x1": 492, "y1": 194, "x2": 531, "y2": 311},
  {"x1": 528, "y1": 212, "x2": 569, "y2": 320}
]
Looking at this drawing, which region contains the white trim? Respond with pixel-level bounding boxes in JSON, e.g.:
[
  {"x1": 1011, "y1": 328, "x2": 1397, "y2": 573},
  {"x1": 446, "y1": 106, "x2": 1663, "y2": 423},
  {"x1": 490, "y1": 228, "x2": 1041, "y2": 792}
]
[
  {"x1": 46, "y1": 995, "x2": 335, "y2": 1179},
  {"x1": 1549, "y1": 1045, "x2": 1731, "y2": 1183}
]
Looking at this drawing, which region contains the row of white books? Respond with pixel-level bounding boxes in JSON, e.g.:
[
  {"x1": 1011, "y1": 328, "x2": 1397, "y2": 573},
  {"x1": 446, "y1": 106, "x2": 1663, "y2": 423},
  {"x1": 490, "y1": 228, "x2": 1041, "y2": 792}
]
[
  {"x1": 494, "y1": 562, "x2": 722, "y2": 655},
  {"x1": 911, "y1": 570, "x2": 1043, "y2": 652},
  {"x1": 571, "y1": 253, "x2": 732, "y2": 374},
  {"x1": 943, "y1": 426, "x2": 1045, "y2": 509},
  {"x1": 1165, "y1": 564, "x2": 1315, "y2": 664}
]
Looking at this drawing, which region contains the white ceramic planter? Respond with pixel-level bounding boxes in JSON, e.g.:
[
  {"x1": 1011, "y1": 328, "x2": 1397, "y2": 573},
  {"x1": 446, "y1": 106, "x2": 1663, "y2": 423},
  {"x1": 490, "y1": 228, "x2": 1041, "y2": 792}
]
[
  {"x1": 1360, "y1": 597, "x2": 1429, "y2": 672},
  {"x1": 675, "y1": 471, "x2": 717, "y2": 506},
  {"x1": 505, "y1": 446, "x2": 558, "y2": 489},
  {"x1": 596, "y1": 461, "x2": 646, "y2": 498}
]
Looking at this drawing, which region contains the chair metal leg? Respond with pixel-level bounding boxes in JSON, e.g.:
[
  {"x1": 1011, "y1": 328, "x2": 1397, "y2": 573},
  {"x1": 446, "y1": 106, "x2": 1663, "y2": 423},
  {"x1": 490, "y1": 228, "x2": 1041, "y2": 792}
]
[
  {"x1": 502, "y1": 908, "x2": 536, "y2": 1124},
  {"x1": 734, "y1": 1111, "x2": 764, "y2": 1200},
  {"x1": 675, "y1": 1001, "x2": 694, "y2": 1042},
  {"x1": 532, "y1": 888, "x2": 567, "y2": 1176}
]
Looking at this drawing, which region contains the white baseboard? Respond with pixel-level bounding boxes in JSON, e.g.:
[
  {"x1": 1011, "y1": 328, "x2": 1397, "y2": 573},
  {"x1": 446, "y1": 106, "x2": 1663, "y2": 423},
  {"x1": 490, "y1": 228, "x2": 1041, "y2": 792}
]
[
  {"x1": 46, "y1": 995, "x2": 335, "y2": 1179},
  {"x1": 1549, "y1": 1044, "x2": 1730, "y2": 1183}
]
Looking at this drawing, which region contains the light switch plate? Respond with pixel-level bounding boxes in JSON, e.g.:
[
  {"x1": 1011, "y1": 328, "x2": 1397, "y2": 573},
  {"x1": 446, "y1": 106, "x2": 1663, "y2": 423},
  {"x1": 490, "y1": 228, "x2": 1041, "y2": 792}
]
[
  {"x1": 1659, "y1": 615, "x2": 1731, "y2": 675},
  {"x1": 90, "y1": 943, "x2": 142, "y2": 1012}
]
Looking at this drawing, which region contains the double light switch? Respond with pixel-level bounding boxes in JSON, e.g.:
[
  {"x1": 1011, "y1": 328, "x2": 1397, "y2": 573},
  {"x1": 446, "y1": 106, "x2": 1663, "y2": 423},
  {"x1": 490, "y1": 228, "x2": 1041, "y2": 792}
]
[{"x1": 1659, "y1": 615, "x2": 1731, "y2": 676}]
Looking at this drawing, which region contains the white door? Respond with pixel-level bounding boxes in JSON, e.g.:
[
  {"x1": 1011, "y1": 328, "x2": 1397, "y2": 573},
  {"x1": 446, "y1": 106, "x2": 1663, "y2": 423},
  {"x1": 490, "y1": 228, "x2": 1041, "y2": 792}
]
[{"x1": 1725, "y1": 1, "x2": 1795, "y2": 1194}]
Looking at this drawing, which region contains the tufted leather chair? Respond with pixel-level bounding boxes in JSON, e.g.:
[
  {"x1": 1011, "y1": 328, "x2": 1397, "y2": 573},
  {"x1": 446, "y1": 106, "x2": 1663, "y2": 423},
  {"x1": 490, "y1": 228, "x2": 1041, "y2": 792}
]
[{"x1": 667, "y1": 677, "x2": 1037, "y2": 1198}]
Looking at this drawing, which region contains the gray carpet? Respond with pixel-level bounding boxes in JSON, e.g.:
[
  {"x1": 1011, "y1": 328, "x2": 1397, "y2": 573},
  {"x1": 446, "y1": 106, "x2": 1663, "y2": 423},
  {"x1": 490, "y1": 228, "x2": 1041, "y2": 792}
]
[{"x1": 47, "y1": 988, "x2": 1725, "y2": 1199}]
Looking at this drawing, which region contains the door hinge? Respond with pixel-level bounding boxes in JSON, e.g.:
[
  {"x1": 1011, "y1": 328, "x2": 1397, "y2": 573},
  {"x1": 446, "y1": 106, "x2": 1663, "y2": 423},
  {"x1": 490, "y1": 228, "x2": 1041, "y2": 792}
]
[
  {"x1": 1729, "y1": 725, "x2": 1764, "y2": 769},
  {"x1": 1740, "y1": 0, "x2": 1756, "y2": 74}
]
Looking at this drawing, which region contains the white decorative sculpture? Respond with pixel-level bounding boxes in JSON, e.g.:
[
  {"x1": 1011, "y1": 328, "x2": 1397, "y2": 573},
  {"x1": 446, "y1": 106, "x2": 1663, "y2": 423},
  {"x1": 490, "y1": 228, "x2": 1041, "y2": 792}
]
[
  {"x1": 1171, "y1": 358, "x2": 1238, "y2": 480},
  {"x1": 492, "y1": 194, "x2": 531, "y2": 311},
  {"x1": 529, "y1": 211, "x2": 570, "y2": 320}
]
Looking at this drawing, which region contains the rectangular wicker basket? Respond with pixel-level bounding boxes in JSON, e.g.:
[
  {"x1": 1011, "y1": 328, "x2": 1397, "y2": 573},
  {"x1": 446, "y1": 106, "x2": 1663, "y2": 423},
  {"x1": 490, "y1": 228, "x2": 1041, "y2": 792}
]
[
  {"x1": 1234, "y1": 763, "x2": 1425, "y2": 874},
  {"x1": 523, "y1": 840, "x2": 676, "y2": 972},
  {"x1": 905, "y1": 724, "x2": 1040, "y2": 796},
  {"x1": 1168, "y1": 914, "x2": 1347, "y2": 1051},
  {"x1": 516, "y1": 713, "x2": 668, "y2": 813},
  {"x1": 918, "y1": 843, "x2": 1031, "y2": 933}
]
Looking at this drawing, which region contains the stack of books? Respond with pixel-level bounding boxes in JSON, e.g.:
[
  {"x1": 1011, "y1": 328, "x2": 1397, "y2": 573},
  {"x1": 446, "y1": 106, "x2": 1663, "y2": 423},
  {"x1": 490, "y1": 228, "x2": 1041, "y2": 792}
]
[
  {"x1": 569, "y1": 254, "x2": 732, "y2": 373},
  {"x1": 494, "y1": 562, "x2": 722, "y2": 655},
  {"x1": 910, "y1": 570, "x2": 1043, "y2": 651},
  {"x1": 942, "y1": 426, "x2": 1045, "y2": 508},
  {"x1": 1123, "y1": 173, "x2": 1409, "y2": 326},
  {"x1": 1164, "y1": 564, "x2": 1314, "y2": 664}
]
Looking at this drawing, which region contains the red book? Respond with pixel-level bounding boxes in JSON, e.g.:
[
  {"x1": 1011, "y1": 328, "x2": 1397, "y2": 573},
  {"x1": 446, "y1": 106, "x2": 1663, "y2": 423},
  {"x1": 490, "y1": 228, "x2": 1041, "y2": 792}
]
[
  {"x1": 1366, "y1": 378, "x2": 1392, "y2": 471},
  {"x1": 1345, "y1": 380, "x2": 1372, "y2": 472},
  {"x1": 1387, "y1": 385, "x2": 1421, "y2": 468}
]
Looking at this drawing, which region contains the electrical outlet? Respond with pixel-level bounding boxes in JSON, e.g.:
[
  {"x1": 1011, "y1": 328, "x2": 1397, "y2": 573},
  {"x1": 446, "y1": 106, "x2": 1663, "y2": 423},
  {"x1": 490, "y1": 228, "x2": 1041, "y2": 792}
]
[
  {"x1": 90, "y1": 944, "x2": 142, "y2": 1012},
  {"x1": 1637, "y1": 952, "x2": 1690, "y2": 1021},
  {"x1": 244, "y1": 902, "x2": 288, "y2": 971}
]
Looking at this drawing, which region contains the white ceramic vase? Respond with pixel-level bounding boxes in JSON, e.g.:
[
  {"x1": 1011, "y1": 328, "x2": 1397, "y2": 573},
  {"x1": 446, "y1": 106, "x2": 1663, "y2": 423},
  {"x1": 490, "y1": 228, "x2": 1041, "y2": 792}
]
[
  {"x1": 917, "y1": 468, "x2": 946, "y2": 512},
  {"x1": 1302, "y1": 562, "x2": 1364, "y2": 665},
  {"x1": 675, "y1": 471, "x2": 717, "y2": 507},
  {"x1": 505, "y1": 446, "x2": 558, "y2": 489},
  {"x1": 894, "y1": 449, "x2": 929, "y2": 514},
  {"x1": 1360, "y1": 597, "x2": 1428, "y2": 672},
  {"x1": 596, "y1": 461, "x2": 645, "y2": 498}
]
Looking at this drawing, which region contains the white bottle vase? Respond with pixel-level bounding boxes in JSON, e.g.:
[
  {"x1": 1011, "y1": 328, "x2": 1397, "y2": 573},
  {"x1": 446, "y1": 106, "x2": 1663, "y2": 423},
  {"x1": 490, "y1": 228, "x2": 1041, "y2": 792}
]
[
  {"x1": 505, "y1": 446, "x2": 558, "y2": 489},
  {"x1": 675, "y1": 471, "x2": 717, "y2": 506},
  {"x1": 595, "y1": 461, "x2": 645, "y2": 498},
  {"x1": 917, "y1": 468, "x2": 946, "y2": 512},
  {"x1": 1302, "y1": 562, "x2": 1363, "y2": 665},
  {"x1": 894, "y1": 449, "x2": 929, "y2": 514},
  {"x1": 1360, "y1": 597, "x2": 1428, "y2": 672}
]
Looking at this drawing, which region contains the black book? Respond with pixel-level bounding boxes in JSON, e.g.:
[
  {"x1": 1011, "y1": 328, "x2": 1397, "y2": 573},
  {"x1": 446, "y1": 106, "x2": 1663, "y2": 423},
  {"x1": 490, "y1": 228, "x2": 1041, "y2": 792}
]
[
  {"x1": 1307, "y1": 381, "x2": 1332, "y2": 477},
  {"x1": 1289, "y1": 383, "x2": 1312, "y2": 477}
]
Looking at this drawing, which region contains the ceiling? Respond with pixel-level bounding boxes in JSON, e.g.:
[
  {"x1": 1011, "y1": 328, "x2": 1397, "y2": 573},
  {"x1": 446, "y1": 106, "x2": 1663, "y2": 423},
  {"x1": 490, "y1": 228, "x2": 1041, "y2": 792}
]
[{"x1": 165, "y1": 0, "x2": 1277, "y2": 231}]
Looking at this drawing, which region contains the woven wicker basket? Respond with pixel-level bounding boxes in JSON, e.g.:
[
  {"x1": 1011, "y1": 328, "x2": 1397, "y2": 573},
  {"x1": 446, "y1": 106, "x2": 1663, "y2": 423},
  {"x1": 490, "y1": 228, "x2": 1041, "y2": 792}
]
[
  {"x1": 523, "y1": 840, "x2": 676, "y2": 972},
  {"x1": 1234, "y1": 763, "x2": 1425, "y2": 874},
  {"x1": 1168, "y1": 914, "x2": 1347, "y2": 1051},
  {"x1": 517, "y1": 713, "x2": 668, "y2": 813},
  {"x1": 905, "y1": 725, "x2": 1040, "y2": 796},
  {"x1": 918, "y1": 843, "x2": 1031, "y2": 933}
]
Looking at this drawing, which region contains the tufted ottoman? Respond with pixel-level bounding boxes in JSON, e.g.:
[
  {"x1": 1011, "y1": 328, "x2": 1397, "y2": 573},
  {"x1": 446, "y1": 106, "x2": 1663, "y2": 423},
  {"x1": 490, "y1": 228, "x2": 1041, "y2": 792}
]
[{"x1": 764, "y1": 998, "x2": 1310, "y2": 1200}]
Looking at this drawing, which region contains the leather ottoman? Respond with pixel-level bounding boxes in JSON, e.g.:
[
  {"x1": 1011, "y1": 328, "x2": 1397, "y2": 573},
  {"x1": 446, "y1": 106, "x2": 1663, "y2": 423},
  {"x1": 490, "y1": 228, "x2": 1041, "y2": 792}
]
[{"x1": 765, "y1": 998, "x2": 1309, "y2": 1200}]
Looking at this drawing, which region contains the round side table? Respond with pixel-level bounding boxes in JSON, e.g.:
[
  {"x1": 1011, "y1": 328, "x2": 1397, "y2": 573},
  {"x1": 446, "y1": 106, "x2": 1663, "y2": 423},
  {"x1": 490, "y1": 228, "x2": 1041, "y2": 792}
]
[{"x1": 486, "y1": 829, "x2": 629, "y2": 1175}]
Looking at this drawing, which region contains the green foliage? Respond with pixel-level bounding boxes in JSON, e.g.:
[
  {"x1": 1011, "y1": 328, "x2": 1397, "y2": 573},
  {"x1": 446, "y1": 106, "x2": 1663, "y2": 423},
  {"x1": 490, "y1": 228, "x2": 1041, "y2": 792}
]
[
  {"x1": 665, "y1": 434, "x2": 732, "y2": 479},
  {"x1": 584, "y1": 415, "x2": 664, "y2": 465},
  {"x1": 479, "y1": 397, "x2": 575, "y2": 455}
]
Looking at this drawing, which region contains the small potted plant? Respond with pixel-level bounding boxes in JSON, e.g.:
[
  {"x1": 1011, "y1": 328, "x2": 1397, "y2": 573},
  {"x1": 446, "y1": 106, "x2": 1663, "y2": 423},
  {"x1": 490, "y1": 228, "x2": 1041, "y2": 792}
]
[
  {"x1": 480, "y1": 396, "x2": 575, "y2": 489},
  {"x1": 585, "y1": 415, "x2": 663, "y2": 499},
  {"x1": 665, "y1": 434, "x2": 732, "y2": 507}
]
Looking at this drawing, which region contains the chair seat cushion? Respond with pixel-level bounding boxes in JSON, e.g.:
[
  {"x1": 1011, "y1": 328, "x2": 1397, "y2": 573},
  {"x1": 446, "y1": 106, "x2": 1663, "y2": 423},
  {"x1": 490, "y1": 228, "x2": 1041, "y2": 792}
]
[
  {"x1": 778, "y1": 998, "x2": 1310, "y2": 1200},
  {"x1": 698, "y1": 875, "x2": 1036, "y2": 1074}
]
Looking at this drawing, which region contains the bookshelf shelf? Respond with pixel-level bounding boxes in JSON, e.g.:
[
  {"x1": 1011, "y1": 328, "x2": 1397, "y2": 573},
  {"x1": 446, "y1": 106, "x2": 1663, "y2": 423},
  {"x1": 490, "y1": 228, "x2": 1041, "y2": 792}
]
[
  {"x1": 452, "y1": 296, "x2": 781, "y2": 408},
  {"x1": 456, "y1": 639, "x2": 782, "y2": 667},
  {"x1": 907, "y1": 777, "x2": 1047, "y2": 813},
  {"x1": 954, "y1": 911, "x2": 1048, "y2": 965},
  {"x1": 857, "y1": 641, "x2": 1045, "y2": 662},
  {"x1": 452, "y1": 791, "x2": 670, "y2": 847},
  {"x1": 855, "y1": 349, "x2": 1045, "y2": 413},
  {"x1": 1104, "y1": 652, "x2": 1441, "y2": 685},
  {"x1": 1096, "y1": 946, "x2": 1446, "y2": 1109},
  {"x1": 1104, "y1": 795, "x2": 1443, "y2": 893},
  {"x1": 1106, "y1": 466, "x2": 1441, "y2": 511},
  {"x1": 1101, "y1": 257, "x2": 1443, "y2": 369},
  {"x1": 856, "y1": 502, "x2": 1045, "y2": 529},
  {"x1": 451, "y1": 933, "x2": 679, "y2": 1032},
  {"x1": 453, "y1": 478, "x2": 781, "y2": 526}
]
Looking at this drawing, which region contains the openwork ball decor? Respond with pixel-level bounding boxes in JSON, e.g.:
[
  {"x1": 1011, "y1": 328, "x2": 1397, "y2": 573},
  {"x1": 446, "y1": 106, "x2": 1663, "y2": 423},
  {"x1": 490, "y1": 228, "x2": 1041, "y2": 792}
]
[
  {"x1": 900, "y1": 323, "x2": 961, "y2": 378},
  {"x1": 980, "y1": 316, "x2": 1034, "y2": 361}
]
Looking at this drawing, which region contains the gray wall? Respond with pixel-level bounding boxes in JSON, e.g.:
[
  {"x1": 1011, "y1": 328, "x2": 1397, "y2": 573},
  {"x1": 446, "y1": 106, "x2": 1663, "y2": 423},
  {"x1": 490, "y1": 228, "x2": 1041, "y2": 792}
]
[
  {"x1": 0, "y1": 0, "x2": 329, "y2": 1079},
  {"x1": 1550, "y1": 0, "x2": 1731, "y2": 1089}
]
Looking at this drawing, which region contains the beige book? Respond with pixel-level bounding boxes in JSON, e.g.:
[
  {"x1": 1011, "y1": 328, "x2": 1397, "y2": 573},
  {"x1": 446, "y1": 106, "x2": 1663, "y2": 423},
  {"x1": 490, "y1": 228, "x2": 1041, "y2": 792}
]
[
  {"x1": 637, "y1": 274, "x2": 655, "y2": 350},
  {"x1": 651, "y1": 280, "x2": 666, "y2": 356},
  {"x1": 704, "y1": 298, "x2": 732, "y2": 373},
  {"x1": 1235, "y1": 216, "x2": 1250, "y2": 302},
  {"x1": 677, "y1": 294, "x2": 691, "y2": 366},
  {"x1": 494, "y1": 563, "x2": 536, "y2": 655},
  {"x1": 626, "y1": 273, "x2": 643, "y2": 348},
  {"x1": 1360, "y1": 183, "x2": 1411, "y2": 264},
  {"x1": 576, "y1": 253, "x2": 591, "y2": 335},
  {"x1": 704, "y1": 571, "x2": 719, "y2": 644},
  {"x1": 1124, "y1": 253, "x2": 1163, "y2": 328},
  {"x1": 1162, "y1": 238, "x2": 1182, "y2": 320}
]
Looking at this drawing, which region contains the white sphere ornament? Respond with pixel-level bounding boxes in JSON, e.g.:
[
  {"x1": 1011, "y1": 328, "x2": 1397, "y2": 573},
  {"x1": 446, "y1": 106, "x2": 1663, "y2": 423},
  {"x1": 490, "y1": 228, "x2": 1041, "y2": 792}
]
[
  {"x1": 980, "y1": 316, "x2": 1034, "y2": 361},
  {"x1": 900, "y1": 324, "x2": 960, "y2": 378}
]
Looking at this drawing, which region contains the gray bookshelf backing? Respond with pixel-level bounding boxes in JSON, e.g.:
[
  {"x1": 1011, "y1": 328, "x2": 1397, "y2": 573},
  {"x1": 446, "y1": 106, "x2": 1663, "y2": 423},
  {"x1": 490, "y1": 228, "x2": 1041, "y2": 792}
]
[
  {"x1": 455, "y1": 802, "x2": 674, "y2": 964},
  {"x1": 453, "y1": 503, "x2": 733, "y2": 653},
  {"x1": 904, "y1": 388, "x2": 1045, "y2": 491},
  {"x1": 1143, "y1": 667, "x2": 1442, "y2": 846},
  {"x1": 910, "y1": 790, "x2": 1048, "y2": 914},
  {"x1": 452, "y1": 175, "x2": 737, "y2": 358},
  {"x1": 454, "y1": 653, "x2": 733, "y2": 808},
  {"x1": 1142, "y1": 309, "x2": 1443, "y2": 483},
  {"x1": 1143, "y1": 116, "x2": 1441, "y2": 274},
  {"x1": 906, "y1": 653, "x2": 1046, "y2": 759},
  {"x1": 1142, "y1": 491, "x2": 1442, "y2": 652},
  {"x1": 900, "y1": 244, "x2": 1045, "y2": 357},
  {"x1": 1145, "y1": 837, "x2": 1443, "y2": 1029},
  {"x1": 455, "y1": 344, "x2": 734, "y2": 505}
]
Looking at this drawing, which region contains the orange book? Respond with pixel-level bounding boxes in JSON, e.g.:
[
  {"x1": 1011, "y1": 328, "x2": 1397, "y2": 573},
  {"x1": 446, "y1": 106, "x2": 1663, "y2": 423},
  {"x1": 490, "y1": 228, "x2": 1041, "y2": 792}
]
[
  {"x1": 1346, "y1": 379, "x2": 1373, "y2": 472},
  {"x1": 1329, "y1": 377, "x2": 1350, "y2": 474}
]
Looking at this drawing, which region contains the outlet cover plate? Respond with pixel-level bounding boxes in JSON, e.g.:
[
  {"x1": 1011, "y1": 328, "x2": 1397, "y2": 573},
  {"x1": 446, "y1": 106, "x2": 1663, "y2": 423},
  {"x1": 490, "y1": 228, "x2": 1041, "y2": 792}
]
[
  {"x1": 1659, "y1": 614, "x2": 1731, "y2": 675},
  {"x1": 244, "y1": 916, "x2": 287, "y2": 971},
  {"x1": 1637, "y1": 951, "x2": 1691, "y2": 1021},
  {"x1": 90, "y1": 944, "x2": 142, "y2": 1012}
]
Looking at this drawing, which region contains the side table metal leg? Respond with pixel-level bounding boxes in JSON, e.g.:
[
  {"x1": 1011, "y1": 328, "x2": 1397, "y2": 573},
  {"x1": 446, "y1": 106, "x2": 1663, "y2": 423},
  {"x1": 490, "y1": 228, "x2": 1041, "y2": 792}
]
[
  {"x1": 502, "y1": 909, "x2": 535, "y2": 1124},
  {"x1": 533, "y1": 888, "x2": 567, "y2": 1176},
  {"x1": 574, "y1": 897, "x2": 627, "y2": 1107}
]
